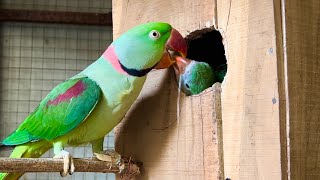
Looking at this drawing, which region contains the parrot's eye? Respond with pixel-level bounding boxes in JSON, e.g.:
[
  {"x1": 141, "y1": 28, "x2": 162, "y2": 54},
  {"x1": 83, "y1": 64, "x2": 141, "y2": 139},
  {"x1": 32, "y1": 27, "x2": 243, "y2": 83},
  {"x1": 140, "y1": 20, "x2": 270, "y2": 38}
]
[
  {"x1": 185, "y1": 83, "x2": 190, "y2": 89},
  {"x1": 149, "y1": 30, "x2": 161, "y2": 40}
]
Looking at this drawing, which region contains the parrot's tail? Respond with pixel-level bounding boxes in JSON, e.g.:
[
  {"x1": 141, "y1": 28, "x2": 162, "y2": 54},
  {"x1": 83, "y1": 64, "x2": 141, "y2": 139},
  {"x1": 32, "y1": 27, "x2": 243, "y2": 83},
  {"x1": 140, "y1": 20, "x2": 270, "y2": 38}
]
[{"x1": 0, "y1": 141, "x2": 52, "y2": 180}]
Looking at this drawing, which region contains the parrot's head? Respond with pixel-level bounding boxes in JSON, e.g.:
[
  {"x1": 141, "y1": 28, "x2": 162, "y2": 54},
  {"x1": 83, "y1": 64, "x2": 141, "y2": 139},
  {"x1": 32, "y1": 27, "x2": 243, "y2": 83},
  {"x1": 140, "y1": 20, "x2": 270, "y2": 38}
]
[
  {"x1": 174, "y1": 57, "x2": 216, "y2": 95},
  {"x1": 105, "y1": 22, "x2": 187, "y2": 77}
]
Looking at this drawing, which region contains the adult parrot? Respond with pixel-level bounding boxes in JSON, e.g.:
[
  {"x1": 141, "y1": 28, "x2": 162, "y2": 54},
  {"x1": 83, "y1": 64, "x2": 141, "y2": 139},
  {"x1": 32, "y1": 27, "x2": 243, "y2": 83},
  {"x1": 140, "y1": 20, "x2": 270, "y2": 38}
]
[{"x1": 0, "y1": 22, "x2": 187, "y2": 180}]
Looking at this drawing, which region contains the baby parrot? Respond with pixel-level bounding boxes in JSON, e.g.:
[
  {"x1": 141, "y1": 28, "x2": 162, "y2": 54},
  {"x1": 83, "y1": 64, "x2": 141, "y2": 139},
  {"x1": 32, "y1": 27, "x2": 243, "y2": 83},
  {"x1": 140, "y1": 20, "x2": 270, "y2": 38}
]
[
  {"x1": 0, "y1": 22, "x2": 187, "y2": 179},
  {"x1": 174, "y1": 56, "x2": 226, "y2": 95},
  {"x1": 214, "y1": 63, "x2": 227, "y2": 83}
]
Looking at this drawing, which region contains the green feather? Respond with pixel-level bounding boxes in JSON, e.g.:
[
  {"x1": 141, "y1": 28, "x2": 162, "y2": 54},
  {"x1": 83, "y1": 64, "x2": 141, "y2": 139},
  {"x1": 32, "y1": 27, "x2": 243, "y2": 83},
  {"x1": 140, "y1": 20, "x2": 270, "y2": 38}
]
[
  {"x1": 215, "y1": 64, "x2": 227, "y2": 83},
  {"x1": 180, "y1": 61, "x2": 216, "y2": 95},
  {"x1": 2, "y1": 77, "x2": 101, "y2": 145},
  {"x1": 113, "y1": 22, "x2": 172, "y2": 70},
  {"x1": 1, "y1": 22, "x2": 180, "y2": 179}
]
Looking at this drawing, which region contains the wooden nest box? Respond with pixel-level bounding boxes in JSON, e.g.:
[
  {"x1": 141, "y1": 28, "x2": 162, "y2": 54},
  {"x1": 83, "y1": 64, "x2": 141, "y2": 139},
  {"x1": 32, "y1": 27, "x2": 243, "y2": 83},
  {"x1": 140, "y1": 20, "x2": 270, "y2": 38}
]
[{"x1": 113, "y1": 0, "x2": 320, "y2": 180}]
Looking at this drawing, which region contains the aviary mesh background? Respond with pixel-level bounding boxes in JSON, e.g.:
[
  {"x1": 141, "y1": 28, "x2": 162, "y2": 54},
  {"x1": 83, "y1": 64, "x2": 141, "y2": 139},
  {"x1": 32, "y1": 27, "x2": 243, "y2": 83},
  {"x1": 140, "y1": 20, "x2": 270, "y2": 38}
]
[{"x1": 0, "y1": 0, "x2": 115, "y2": 179}]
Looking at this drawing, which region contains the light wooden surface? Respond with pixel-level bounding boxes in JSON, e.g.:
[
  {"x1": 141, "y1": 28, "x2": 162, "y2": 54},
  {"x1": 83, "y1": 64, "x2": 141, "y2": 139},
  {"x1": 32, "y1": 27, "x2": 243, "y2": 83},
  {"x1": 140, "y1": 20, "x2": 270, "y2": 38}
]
[
  {"x1": 217, "y1": 0, "x2": 282, "y2": 179},
  {"x1": 112, "y1": 0, "x2": 217, "y2": 39},
  {"x1": 114, "y1": 69, "x2": 223, "y2": 180},
  {"x1": 283, "y1": 0, "x2": 320, "y2": 179},
  {"x1": 113, "y1": 0, "x2": 320, "y2": 179},
  {"x1": 113, "y1": 1, "x2": 223, "y2": 180}
]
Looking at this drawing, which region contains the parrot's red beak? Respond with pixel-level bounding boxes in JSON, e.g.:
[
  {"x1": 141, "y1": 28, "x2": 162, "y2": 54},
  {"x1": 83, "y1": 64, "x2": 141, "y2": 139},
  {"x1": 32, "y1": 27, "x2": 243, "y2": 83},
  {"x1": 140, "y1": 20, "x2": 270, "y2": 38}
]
[
  {"x1": 155, "y1": 28, "x2": 187, "y2": 69},
  {"x1": 173, "y1": 56, "x2": 192, "y2": 74}
]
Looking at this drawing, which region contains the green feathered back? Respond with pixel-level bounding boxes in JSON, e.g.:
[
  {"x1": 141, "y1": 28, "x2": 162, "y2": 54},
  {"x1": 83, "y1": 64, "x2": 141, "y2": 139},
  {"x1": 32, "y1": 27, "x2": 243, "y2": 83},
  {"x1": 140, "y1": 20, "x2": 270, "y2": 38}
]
[{"x1": 2, "y1": 77, "x2": 101, "y2": 145}]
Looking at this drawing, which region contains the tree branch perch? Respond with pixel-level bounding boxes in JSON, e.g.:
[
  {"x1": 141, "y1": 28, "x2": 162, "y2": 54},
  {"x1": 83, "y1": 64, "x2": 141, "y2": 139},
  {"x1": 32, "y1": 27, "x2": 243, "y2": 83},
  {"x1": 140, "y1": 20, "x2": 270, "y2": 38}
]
[{"x1": 0, "y1": 158, "x2": 120, "y2": 173}]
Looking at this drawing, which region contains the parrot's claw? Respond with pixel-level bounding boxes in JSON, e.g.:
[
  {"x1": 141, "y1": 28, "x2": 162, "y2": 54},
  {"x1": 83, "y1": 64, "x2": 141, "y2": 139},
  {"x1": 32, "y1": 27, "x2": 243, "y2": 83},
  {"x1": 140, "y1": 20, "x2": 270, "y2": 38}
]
[{"x1": 53, "y1": 150, "x2": 75, "y2": 177}]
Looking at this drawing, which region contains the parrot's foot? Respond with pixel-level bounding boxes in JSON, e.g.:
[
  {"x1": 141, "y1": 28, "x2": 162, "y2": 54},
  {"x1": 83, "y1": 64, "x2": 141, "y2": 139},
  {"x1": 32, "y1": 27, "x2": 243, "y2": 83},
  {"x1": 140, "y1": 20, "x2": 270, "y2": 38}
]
[
  {"x1": 53, "y1": 150, "x2": 75, "y2": 177},
  {"x1": 94, "y1": 150, "x2": 141, "y2": 179}
]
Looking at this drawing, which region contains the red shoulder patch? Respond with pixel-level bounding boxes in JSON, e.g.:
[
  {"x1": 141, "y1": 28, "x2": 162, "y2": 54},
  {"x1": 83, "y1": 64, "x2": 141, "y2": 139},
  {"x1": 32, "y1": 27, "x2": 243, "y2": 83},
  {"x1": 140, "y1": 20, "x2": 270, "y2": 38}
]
[{"x1": 48, "y1": 81, "x2": 86, "y2": 106}]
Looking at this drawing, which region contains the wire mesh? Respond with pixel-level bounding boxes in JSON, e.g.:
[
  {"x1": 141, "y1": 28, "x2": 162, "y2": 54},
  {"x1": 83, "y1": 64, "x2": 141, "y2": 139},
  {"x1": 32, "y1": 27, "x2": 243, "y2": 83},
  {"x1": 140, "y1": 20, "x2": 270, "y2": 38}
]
[{"x1": 0, "y1": 0, "x2": 115, "y2": 179}]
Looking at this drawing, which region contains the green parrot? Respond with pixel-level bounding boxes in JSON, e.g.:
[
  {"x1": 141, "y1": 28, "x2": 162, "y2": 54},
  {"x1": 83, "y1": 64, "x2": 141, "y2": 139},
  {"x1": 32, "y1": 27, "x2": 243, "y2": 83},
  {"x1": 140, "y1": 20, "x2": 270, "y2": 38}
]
[
  {"x1": 215, "y1": 63, "x2": 227, "y2": 83},
  {"x1": 174, "y1": 56, "x2": 226, "y2": 95},
  {"x1": 0, "y1": 22, "x2": 187, "y2": 179}
]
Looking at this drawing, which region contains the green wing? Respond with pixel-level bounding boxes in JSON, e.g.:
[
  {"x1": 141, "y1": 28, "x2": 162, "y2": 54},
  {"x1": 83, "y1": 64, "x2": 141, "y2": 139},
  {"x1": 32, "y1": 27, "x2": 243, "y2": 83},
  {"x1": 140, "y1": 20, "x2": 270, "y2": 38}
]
[{"x1": 2, "y1": 77, "x2": 102, "y2": 145}]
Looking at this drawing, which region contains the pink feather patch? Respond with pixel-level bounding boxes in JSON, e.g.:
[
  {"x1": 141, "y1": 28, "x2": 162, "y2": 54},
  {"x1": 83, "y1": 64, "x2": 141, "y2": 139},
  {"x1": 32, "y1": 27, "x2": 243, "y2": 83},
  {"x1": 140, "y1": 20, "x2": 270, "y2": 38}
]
[
  {"x1": 102, "y1": 45, "x2": 128, "y2": 75},
  {"x1": 48, "y1": 81, "x2": 86, "y2": 106}
]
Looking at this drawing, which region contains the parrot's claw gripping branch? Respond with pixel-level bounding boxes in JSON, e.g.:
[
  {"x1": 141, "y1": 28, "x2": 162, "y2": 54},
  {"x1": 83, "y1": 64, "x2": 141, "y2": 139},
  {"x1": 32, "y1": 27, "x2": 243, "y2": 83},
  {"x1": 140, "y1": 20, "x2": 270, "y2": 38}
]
[{"x1": 53, "y1": 150, "x2": 75, "y2": 177}]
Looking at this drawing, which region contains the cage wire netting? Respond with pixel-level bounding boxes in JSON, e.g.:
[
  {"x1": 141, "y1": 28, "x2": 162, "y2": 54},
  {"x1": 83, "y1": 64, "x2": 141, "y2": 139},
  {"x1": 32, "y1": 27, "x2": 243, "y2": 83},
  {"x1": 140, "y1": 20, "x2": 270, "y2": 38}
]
[{"x1": 0, "y1": 0, "x2": 115, "y2": 179}]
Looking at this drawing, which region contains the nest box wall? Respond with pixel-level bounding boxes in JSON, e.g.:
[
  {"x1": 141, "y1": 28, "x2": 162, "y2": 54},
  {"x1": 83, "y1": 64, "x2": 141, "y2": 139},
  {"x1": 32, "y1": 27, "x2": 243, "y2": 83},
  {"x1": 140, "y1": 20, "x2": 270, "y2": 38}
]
[
  {"x1": 113, "y1": 1, "x2": 223, "y2": 180},
  {"x1": 113, "y1": 0, "x2": 320, "y2": 180}
]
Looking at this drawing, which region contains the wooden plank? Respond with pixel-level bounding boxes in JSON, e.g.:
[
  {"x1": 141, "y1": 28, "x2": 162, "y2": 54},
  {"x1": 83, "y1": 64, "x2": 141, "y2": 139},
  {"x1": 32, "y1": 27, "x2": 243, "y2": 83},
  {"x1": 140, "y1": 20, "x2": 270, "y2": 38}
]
[
  {"x1": 112, "y1": 0, "x2": 217, "y2": 39},
  {"x1": 0, "y1": 9, "x2": 112, "y2": 26},
  {"x1": 114, "y1": 70, "x2": 223, "y2": 180},
  {"x1": 113, "y1": 1, "x2": 223, "y2": 179},
  {"x1": 283, "y1": 0, "x2": 320, "y2": 179},
  {"x1": 273, "y1": 0, "x2": 288, "y2": 179},
  {"x1": 217, "y1": 0, "x2": 282, "y2": 179}
]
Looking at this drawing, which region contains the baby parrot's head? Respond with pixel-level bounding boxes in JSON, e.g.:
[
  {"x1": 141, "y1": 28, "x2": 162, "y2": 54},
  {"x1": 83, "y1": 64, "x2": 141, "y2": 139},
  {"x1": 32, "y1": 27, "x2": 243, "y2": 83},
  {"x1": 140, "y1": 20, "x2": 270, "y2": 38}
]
[{"x1": 174, "y1": 57, "x2": 216, "y2": 95}]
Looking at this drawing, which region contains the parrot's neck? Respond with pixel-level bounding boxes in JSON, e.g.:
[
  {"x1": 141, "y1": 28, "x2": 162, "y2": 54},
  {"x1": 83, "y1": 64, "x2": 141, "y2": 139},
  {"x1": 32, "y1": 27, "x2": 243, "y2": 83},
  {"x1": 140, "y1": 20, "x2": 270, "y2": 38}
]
[
  {"x1": 79, "y1": 56, "x2": 147, "y2": 87},
  {"x1": 102, "y1": 46, "x2": 129, "y2": 76},
  {"x1": 73, "y1": 55, "x2": 147, "y2": 143},
  {"x1": 78, "y1": 55, "x2": 146, "y2": 105},
  {"x1": 102, "y1": 45, "x2": 156, "y2": 77}
]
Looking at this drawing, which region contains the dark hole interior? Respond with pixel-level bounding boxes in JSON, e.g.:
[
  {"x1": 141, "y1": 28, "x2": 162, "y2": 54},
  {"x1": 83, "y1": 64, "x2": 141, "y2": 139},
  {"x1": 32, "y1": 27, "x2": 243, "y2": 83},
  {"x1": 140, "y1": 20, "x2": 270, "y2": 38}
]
[{"x1": 185, "y1": 28, "x2": 227, "y2": 82}]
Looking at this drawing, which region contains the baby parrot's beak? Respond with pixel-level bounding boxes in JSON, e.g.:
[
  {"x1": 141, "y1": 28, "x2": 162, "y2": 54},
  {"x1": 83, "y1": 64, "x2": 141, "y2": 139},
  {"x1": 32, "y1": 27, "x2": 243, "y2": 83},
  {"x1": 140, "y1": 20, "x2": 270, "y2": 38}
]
[
  {"x1": 155, "y1": 28, "x2": 187, "y2": 69},
  {"x1": 173, "y1": 56, "x2": 192, "y2": 75}
]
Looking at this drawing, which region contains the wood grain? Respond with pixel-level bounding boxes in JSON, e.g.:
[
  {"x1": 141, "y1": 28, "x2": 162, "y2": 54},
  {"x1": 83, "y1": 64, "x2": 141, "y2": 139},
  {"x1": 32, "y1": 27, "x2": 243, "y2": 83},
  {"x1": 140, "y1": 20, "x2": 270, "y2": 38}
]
[
  {"x1": 114, "y1": 69, "x2": 223, "y2": 180},
  {"x1": 113, "y1": 1, "x2": 223, "y2": 179},
  {"x1": 284, "y1": 0, "x2": 320, "y2": 179},
  {"x1": 217, "y1": 0, "x2": 282, "y2": 179},
  {"x1": 0, "y1": 158, "x2": 119, "y2": 173},
  {"x1": 112, "y1": 0, "x2": 320, "y2": 179},
  {"x1": 112, "y1": 0, "x2": 217, "y2": 38}
]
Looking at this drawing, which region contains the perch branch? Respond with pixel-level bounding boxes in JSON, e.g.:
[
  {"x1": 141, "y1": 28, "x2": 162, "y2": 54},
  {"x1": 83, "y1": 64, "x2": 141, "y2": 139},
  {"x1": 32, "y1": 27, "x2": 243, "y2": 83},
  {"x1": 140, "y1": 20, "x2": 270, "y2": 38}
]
[{"x1": 0, "y1": 158, "x2": 120, "y2": 173}]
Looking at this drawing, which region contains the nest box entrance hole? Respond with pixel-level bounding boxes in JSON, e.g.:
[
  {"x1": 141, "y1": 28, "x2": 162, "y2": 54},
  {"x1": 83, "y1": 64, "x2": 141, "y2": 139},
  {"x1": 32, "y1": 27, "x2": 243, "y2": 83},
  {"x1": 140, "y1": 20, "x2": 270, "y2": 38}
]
[{"x1": 185, "y1": 27, "x2": 227, "y2": 86}]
